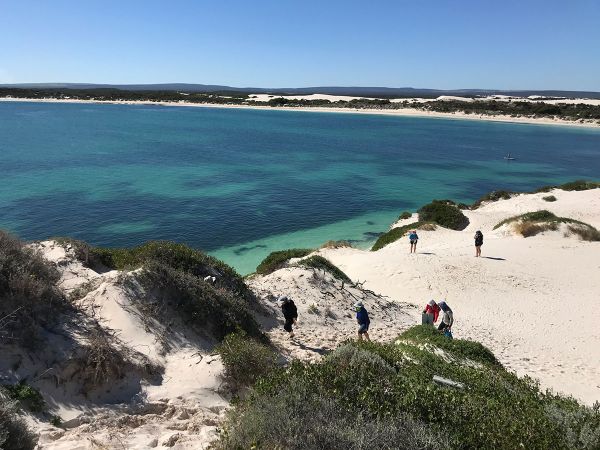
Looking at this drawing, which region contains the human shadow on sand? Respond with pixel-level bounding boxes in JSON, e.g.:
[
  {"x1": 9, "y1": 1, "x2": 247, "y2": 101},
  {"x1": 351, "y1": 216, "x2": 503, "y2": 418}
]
[{"x1": 483, "y1": 256, "x2": 506, "y2": 261}]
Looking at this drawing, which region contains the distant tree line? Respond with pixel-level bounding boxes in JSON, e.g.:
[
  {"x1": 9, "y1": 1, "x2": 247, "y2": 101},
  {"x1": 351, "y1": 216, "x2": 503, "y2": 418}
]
[{"x1": 1, "y1": 88, "x2": 599, "y2": 122}]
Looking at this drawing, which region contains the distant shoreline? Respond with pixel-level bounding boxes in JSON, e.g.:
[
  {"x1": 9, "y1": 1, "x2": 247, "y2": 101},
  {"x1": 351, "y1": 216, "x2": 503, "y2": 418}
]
[{"x1": 2, "y1": 96, "x2": 600, "y2": 129}]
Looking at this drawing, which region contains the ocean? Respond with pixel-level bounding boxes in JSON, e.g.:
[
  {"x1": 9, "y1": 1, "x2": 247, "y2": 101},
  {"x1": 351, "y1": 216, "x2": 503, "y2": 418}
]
[{"x1": 1, "y1": 101, "x2": 599, "y2": 273}]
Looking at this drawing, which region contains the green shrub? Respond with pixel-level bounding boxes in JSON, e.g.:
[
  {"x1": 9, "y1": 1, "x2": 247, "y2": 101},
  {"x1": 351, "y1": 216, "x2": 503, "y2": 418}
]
[
  {"x1": 418, "y1": 200, "x2": 469, "y2": 230},
  {"x1": 217, "y1": 388, "x2": 448, "y2": 450},
  {"x1": 0, "y1": 390, "x2": 37, "y2": 450},
  {"x1": 299, "y1": 255, "x2": 351, "y2": 282},
  {"x1": 545, "y1": 398, "x2": 600, "y2": 450},
  {"x1": 0, "y1": 230, "x2": 67, "y2": 346},
  {"x1": 2, "y1": 382, "x2": 45, "y2": 413},
  {"x1": 399, "y1": 325, "x2": 500, "y2": 366},
  {"x1": 217, "y1": 331, "x2": 277, "y2": 391},
  {"x1": 543, "y1": 195, "x2": 557, "y2": 202},
  {"x1": 91, "y1": 241, "x2": 252, "y2": 302},
  {"x1": 559, "y1": 180, "x2": 600, "y2": 191},
  {"x1": 227, "y1": 327, "x2": 591, "y2": 449},
  {"x1": 255, "y1": 248, "x2": 313, "y2": 275},
  {"x1": 471, "y1": 190, "x2": 514, "y2": 208},
  {"x1": 398, "y1": 211, "x2": 412, "y2": 220},
  {"x1": 136, "y1": 261, "x2": 262, "y2": 340},
  {"x1": 371, "y1": 222, "x2": 428, "y2": 251}
]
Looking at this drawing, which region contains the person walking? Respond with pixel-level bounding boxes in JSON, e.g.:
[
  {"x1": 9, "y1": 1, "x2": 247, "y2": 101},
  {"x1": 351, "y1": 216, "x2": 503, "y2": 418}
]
[
  {"x1": 437, "y1": 301, "x2": 454, "y2": 337},
  {"x1": 422, "y1": 300, "x2": 440, "y2": 325},
  {"x1": 474, "y1": 230, "x2": 483, "y2": 257},
  {"x1": 354, "y1": 301, "x2": 371, "y2": 341},
  {"x1": 279, "y1": 296, "x2": 298, "y2": 339},
  {"x1": 409, "y1": 229, "x2": 419, "y2": 253}
]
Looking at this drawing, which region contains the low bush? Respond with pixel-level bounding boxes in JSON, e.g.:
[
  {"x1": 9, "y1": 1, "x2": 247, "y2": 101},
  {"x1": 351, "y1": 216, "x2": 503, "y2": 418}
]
[
  {"x1": 418, "y1": 201, "x2": 469, "y2": 230},
  {"x1": 399, "y1": 325, "x2": 500, "y2": 366},
  {"x1": 299, "y1": 255, "x2": 351, "y2": 282},
  {"x1": 320, "y1": 240, "x2": 351, "y2": 249},
  {"x1": 218, "y1": 327, "x2": 599, "y2": 449},
  {"x1": 559, "y1": 180, "x2": 600, "y2": 191},
  {"x1": 398, "y1": 211, "x2": 412, "y2": 220},
  {"x1": 0, "y1": 230, "x2": 67, "y2": 346},
  {"x1": 543, "y1": 195, "x2": 557, "y2": 202},
  {"x1": 471, "y1": 190, "x2": 514, "y2": 208},
  {"x1": 91, "y1": 241, "x2": 253, "y2": 302},
  {"x1": 494, "y1": 211, "x2": 600, "y2": 240},
  {"x1": 255, "y1": 248, "x2": 313, "y2": 275},
  {"x1": 136, "y1": 261, "x2": 262, "y2": 340},
  {"x1": 371, "y1": 222, "x2": 430, "y2": 251},
  {"x1": 0, "y1": 390, "x2": 37, "y2": 450},
  {"x1": 216, "y1": 387, "x2": 448, "y2": 450},
  {"x1": 2, "y1": 382, "x2": 45, "y2": 413},
  {"x1": 567, "y1": 224, "x2": 600, "y2": 242},
  {"x1": 217, "y1": 331, "x2": 277, "y2": 392}
]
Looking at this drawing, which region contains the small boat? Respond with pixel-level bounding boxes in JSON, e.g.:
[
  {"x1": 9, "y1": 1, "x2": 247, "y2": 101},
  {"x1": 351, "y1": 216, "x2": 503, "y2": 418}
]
[{"x1": 504, "y1": 153, "x2": 516, "y2": 160}]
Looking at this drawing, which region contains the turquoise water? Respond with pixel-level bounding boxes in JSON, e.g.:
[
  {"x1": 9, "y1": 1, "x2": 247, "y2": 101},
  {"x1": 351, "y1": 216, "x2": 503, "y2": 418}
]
[{"x1": 1, "y1": 101, "x2": 599, "y2": 274}]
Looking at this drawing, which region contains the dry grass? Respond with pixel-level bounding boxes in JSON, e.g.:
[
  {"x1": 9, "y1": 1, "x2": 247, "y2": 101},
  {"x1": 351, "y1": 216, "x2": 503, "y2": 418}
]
[
  {"x1": 320, "y1": 240, "x2": 352, "y2": 249},
  {"x1": 513, "y1": 221, "x2": 558, "y2": 237},
  {"x1": 74, "y1": 329, "x2": 161, "y2": 392},
  {"x1": 566, "y1": 224, "x2": 600, "y2": 242},
  {"x1": 418, "y1": 223, "x2": 438, "y2": 231}
]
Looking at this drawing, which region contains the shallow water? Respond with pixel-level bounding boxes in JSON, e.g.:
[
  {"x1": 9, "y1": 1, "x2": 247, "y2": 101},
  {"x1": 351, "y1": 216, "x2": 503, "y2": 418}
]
[{"x1": 1, "y1": 101, "x2": 599, "y2": 273}]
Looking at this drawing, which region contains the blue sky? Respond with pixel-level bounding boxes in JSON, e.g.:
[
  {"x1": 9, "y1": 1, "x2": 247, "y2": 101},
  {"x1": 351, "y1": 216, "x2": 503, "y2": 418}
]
[{"x1": 1, "y1": 0, "x2": 599, "y2": 90}]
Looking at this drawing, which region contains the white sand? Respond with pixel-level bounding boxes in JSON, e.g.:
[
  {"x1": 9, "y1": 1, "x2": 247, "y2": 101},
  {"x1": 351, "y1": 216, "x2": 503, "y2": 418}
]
[
  {"x1": 1, "y1": 96, "x2": 598, "y2": 128},
  {"x1": 315, "y1": 188, "x2": 600, "y2": 404}
]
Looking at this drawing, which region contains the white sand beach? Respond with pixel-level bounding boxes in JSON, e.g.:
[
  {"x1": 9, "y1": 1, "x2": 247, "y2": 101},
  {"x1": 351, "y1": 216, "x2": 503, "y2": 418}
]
[{"x1": 1, "y1": 96, "x2": 599, "y2": 128}]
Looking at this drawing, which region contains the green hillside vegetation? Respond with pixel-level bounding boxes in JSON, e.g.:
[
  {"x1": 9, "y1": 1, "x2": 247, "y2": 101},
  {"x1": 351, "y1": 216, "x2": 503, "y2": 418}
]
[
  {"x1": 255, "y1": 248, "x2": 313, "y2": 275},
  {"x1": 217, "y1": 326, "x2": 600, "y2": 450},
  {"x1": 299, "y1": 255, "x2": 351, "y2": 282}
]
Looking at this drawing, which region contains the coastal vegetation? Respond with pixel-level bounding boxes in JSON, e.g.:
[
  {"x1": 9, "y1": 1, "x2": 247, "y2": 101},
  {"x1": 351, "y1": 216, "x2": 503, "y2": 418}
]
[
  {"x1": 0, "y1": 231, "x2": 67, "y2": 347},
  {"x1": 371, "y1": 222, "x2": 432, "y2": 251},
  {"x1": 418, "y1": 200, "x2": 469, "y2": 230},
  {"x1": 255, "y1": 248, "x2": 313, "y2": 275},
  {"x1": 299, "y1": 255, "x2": 352, "y2": 282},
  {"x1": 494, "y1": 210, "x2": 600, "y2": 241},
  {"x1": 3, "y1": 87, "x2": 600, "y2": 123},
  {"x1": 398, "y1": 211, "x2": 412, "y2": 220},
  {"x1": 216, "y1": 325, "x2": 600, "y2": 450},
  {"x1": 0, "y1": 389, "x2": 37, "y2": 450}
]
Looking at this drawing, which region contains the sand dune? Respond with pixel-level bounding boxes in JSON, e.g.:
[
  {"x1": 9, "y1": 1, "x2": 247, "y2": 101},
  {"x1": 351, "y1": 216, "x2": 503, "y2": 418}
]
[{"x1": 316, "y1": 188, "x2": 600, "y2": 404}]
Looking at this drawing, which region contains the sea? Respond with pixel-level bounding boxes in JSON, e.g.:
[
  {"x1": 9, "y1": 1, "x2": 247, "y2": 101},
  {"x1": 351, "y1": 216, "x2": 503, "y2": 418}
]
[{"x1": 1, "y1": 101, "x2": 599, "y2": 274}]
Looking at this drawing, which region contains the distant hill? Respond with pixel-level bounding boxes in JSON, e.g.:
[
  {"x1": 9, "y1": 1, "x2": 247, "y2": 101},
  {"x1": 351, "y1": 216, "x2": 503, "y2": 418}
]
[{"x1": 2, "y1": 83, "x2": 600, "y2": 99}]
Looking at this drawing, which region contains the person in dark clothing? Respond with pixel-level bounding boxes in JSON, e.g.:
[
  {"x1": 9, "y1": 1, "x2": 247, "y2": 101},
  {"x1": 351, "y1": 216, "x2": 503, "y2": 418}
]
[
  {"x1": 279, "y1": 296, "x2": 298, "y2": 338},
  {"x1": 474, "y1": 230, "x2": 483, "y2": 257},
  {"x1": 354, "y1": 301, "x2": 371, "y2": 341}
]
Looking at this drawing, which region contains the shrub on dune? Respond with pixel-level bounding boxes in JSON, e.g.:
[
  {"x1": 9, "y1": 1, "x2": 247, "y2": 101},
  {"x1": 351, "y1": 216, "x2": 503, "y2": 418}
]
[
  {"x1": 417, "y1": 200, "x2": 469, "y2": 230},
  {"x1": 255, "y1": 248, "x2": 313, "y2": 275},
  {"x1": 217, "y1": 326, "x2": 600, "y2": 449},
  {"x1": 494, "y1": 210, "x2": 600, "y2": 241},
  {"x1": 299, "y1": 255, "x2": 352, "y2": 283},
  {"x1": 0, "y1": 390, "x2": 37, "y2": 450},
  {"x1": 0, "y1": 230, "x2": 67, "y2": 347}
]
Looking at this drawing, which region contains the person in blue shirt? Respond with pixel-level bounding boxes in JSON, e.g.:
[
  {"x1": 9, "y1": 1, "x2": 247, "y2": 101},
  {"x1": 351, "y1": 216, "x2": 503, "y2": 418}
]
[
  {"x1": 408, "y1": 230, "x2": 419, "y2": 253},
  {"x1": 354, "y1": 301, "x2": 371, "y2": 341}
]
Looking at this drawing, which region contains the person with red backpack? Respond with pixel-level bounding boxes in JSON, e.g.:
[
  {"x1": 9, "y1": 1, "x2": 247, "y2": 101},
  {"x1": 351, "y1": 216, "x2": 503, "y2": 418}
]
[{"x1": 422, "y1": 300, "x2": 440, "y2": 325}]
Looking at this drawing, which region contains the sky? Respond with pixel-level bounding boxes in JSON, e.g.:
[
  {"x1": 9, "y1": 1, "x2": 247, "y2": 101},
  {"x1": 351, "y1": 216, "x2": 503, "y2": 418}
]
[{"x1": 1, "y1": 0, "x2": 599, "y2": 91}]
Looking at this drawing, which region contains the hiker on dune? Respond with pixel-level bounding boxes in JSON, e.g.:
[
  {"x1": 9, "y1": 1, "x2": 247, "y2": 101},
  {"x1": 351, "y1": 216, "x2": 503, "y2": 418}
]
[
  {"x1": 279, "y1": 296, "x2": 298, "y2": 339},
  {"x1": 422, "y1": 299, "x2": 440, "y2": 325},
  {"x1": 474, "y1": 230, "x2": 484, "y2": 257},
  {"x1": 355, "y1": 301, "x2": 371, "y2": 341},
  {"x1": 437, "y1": 301, "x2": 454, "y2": 336},
  {"x1": 409, "y1": 229, "x2": 419, "y2": 253}
]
